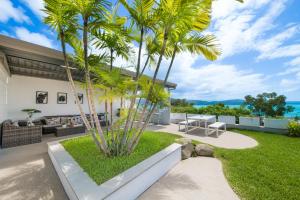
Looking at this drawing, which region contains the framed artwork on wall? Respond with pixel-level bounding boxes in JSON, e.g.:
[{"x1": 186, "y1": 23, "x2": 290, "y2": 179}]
[
  {"x1": 36, "y1": 91, "x2": 48, "y2": 104},
  {"x1": 57, "y1": 92, "x2": 67, "y2": 104},
  {"x1": 76, "y1": 93, "x2": 83, "y2": 104}
]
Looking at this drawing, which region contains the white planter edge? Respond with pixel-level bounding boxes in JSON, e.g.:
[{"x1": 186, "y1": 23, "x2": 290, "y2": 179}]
[{"x1": 48, "y1": 139, "x2": 182, "y2": 200}]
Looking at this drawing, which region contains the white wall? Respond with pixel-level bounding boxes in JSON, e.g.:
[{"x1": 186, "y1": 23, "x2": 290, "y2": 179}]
[
  {"x1": 6, "y1": 75, "x2": 121, "y2": 120},
  {"x1": 0, "y1": 61, "x2": 9, "y2": 122}
]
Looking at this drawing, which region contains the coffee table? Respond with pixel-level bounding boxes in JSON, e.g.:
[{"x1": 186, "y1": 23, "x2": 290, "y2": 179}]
[{"x1": 54, "y1": 125, "x2": 86, "y2": 137}]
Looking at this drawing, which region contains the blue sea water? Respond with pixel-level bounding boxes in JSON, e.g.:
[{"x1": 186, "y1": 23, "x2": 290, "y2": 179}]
[{"x1": 193, "y1": 103, "x2": 300, "y2": 118}]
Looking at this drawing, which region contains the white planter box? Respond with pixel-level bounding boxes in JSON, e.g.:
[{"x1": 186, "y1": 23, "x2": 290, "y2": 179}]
[
  {"x1": 218, "y1": 115, "x2": 236, "y2": 125},
  {"x1": 239, "y1": 117, "x2": 260, "y2": 127},
  {"x1": 48, "y1": 139, "x2": 181, "y2": 200},
  {"x1": 264, "y1": 118, "x2": 289, "y2": 129}
]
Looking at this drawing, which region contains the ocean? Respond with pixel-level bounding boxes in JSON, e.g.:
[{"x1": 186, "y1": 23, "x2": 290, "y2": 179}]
[{"x1": 193, "y1": 103, "x2": 300, "y2": 118}]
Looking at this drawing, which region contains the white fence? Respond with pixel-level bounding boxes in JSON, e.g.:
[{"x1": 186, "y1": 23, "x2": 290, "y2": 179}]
[
  {"x1": 239, "y1": 117, "x2": 260, "y2": 127},
  {"x1": 170, "y1": 113, "x2": 290, "y2": 131},
  {"x1": 264, "y1": 118, "x2": 289, "y2": 129},
  {"x1": 218, "y1": 115, "x2": 236, "y2": 125}
]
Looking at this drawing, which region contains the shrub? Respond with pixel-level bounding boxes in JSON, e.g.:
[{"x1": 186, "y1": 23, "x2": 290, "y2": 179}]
[
  {"x1": 171, "y1": 104, "x2": 251, "y2": 118},
  {"x1": 171, "y1": 106, "x2": 198, "y2": 114},
  {"x1": 287, "y1": 121, "x2": 300, "y2": 137}
]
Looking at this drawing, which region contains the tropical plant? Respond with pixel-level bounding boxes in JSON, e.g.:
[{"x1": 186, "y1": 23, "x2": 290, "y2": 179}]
[
  {"x1": 93, "y1": 4, "x2": 131, "y2": 126},
  {"x1": 21, "y1": 109, "x2": 41, "y2": 121},
  {"x1": 43, "y1": 0, "x2": 243, "y2": 156},
  {"x1": 287, "y1": 121, "x2": 300, "y2": 137}
]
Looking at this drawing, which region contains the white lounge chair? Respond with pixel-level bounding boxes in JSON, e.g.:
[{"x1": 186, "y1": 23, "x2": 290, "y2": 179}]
[{"x1": 208, "y1": 122, "x2": 226, "y2": 137}]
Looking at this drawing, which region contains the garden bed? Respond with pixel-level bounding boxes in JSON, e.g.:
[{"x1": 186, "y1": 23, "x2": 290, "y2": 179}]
[{"x1": 48, "y1": 131, "x2": 182, "y2": 200}]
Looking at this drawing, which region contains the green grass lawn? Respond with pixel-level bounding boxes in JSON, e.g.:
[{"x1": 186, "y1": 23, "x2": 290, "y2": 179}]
[
  {"x1": 215, "y1": 130, "x2": 300, "y2": 200},
  {"x1": 61, "y1": 131, "x2": 180, "y2": 185}
]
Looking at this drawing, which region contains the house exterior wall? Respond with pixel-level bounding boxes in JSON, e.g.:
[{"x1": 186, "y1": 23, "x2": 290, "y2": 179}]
[
  {"x1": 0, "y1": 61, "x2": 9, "y2": 122},
  {"x1": 5, "y1": 75, "x2": 121, "y2": 121}
]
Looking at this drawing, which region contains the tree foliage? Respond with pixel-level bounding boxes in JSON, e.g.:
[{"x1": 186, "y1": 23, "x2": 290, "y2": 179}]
[
  {"x1": 172, "y1": 103, "x2": 251, "y2": 118},
  {"x1": 244, "y1": 92, "x2": 294, "y2": 117},
  {"x1": 171, "y1": 98, "x2": 194, "y2": 107}
]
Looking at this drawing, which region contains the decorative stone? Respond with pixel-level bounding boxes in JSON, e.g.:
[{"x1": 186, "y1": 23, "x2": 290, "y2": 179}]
[
  {"x1": 195, "y1": 144, "x2": 214, "y2": 157},
  {"x1": 175, "y1": 138, "x2": 192, "y2": 145},
  {"x1": 181, "y1": 143, "x2": 194, "y2": 160}
]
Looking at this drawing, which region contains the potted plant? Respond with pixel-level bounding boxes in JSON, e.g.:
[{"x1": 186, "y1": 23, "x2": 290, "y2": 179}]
[{"x1": 21, "y1": 109, "x2": 42, "y2": 125}]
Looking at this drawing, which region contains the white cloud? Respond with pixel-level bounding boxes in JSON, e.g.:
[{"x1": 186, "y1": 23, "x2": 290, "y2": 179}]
[
  {"x1": 0, "y1": 0, "x2": 30, "y2": 23},
  {"x1": 21, "y1": 0, "x2": 45, "y2": 18},
  {"x1": 258, "y1": 44, "x2": 300, "y2": 60},
  {"x1": 211, "y1": 0, "x2": 289, "y2": 58},
  {"x1": 257, "y1": 25, "x2": 300, "y2": 58},
  {"x1": 168, "y1": 52, "x2": 267, "y2": 100},
  {"x1": 280, "y1": 76, "x2": 300, "y2": 92},
  {"x1": 15, "y1": 27, "x2": 54, "y2": 48},
  {"x1": 278, "y1": 56, "x2": 300, "y2": 79}
]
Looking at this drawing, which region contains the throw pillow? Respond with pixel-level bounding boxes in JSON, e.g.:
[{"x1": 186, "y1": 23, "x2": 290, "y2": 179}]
[{"x1": 12, "y1": 121, "x2": 19, "y2": 127}]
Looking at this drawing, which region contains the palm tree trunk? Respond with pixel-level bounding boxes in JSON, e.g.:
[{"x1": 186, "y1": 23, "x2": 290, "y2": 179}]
[
  {"x1": 140, "y1": 55, "x2": 150, "y2": 77},
  {"x1": 83, "y1": 17, "x2": 109, "y2": 155},
  {"x1": 86, "y1": 87, "x2": 95, "y2": 129},
  {"x1": 164, "y1": 46, "x2": 177, "y2": 85},
  {"x1": 60, "y1": 33, "x2": 91, "y2": 129},
  {"x1": 136, "y1": 26, "x2": 144, "y2": 79},
  {"x1": 128, "y1": 103, "x2": 157, "y2": 152},
  {"x1": 121, "y1": 27, "x2": 145, "y2": 145},
  {"x1": 105, "y1": 95, "x2": 109, "y2": 133},
  {"x1": 129, "y1": 54, "x2": 151, "y2": 131},
  {"x1": 60, "y1": 33, "x2": 106, "y2": 151},
  {"x1": 135, "y1": 31, "x2": 169, "y2": 132},
  {"x1": 110, "y1": 48, "x2": 114, "y2": 126}
]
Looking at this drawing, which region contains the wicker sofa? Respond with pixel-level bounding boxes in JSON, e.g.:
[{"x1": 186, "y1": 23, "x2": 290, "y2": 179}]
[
  {"x1": 1, "y1": 120, "x2": 42, "y2": 148},
  {"x1": 38, "y1": 113, "x2": 108, "y2": 135}
]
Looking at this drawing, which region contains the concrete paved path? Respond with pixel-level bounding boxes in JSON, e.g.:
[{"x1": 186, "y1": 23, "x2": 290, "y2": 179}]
[
  {"x1": 139, "y1": 157, "x2": 239, "y2": 200},
  {"x1": 147, "y1": 123, "x2": 258, "y2": 149},
  {"x1": 0, "y1": 134, "x2": 72, "y2": 200}
]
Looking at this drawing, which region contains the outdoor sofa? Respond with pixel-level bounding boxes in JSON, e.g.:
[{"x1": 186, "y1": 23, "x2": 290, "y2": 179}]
[
  {"x1": 1, "y1": 120, "x2": 42, "y2": 148},
  {"x1": 0, "y1": 113, "x2": 108, "y2": 148}
]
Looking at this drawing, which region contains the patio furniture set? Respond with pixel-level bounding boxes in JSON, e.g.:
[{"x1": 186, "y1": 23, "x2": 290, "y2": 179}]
[
  {"x1": 178, "y1": 114, "x2": 226, "y2": 137},
  {"x1": 0, "y1": 113, "x2": 108, "y2": 148}
]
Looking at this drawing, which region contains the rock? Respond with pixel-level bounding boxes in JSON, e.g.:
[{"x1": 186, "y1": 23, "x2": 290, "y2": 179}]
[
  {"x1": 181, "y1": 143, "x2": 194, "y2": 160},
  {"x1": 195, "y1": 144, "x2": 214, "y2": 157},
  {"x1": 175, "y1": 138, "x2": 192, "y2": 145}
]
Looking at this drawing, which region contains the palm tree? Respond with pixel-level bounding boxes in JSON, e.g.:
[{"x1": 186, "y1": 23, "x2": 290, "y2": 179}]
[
  {"x1": 67, "y1": 0, "x2": 111, "y2": 155},
  {"x1": 128, "y1": 0, "x2": 220, "y2": 152},
  {"x1": 93, "y1": 4, "x2": 131, "y2": 126},
  {"x1": 42, "y1": 0, "x2": 92, "y2": 135}
]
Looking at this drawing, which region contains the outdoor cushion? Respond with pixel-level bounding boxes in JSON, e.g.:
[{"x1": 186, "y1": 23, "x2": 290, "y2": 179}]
[
  {"x1": 18, "y1": 120, "x2": 28, "y2": 127},
  {"x1": 60, "y1": 117, "x2": 68, "y2": 125},
  {"x1": 46, "y1": 117, "x2": 60, "y2": 125},
  {"x1": 13, "y1": 121, "x2": 20, "y2": 127},
  {"x1": 2, "y1": 120, "x2": 13, "y2": 127}
]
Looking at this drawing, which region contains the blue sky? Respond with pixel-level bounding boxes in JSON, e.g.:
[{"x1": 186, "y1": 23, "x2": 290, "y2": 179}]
[{"x1": 1, "y1": 0, "x2": 300, "y2": 101}]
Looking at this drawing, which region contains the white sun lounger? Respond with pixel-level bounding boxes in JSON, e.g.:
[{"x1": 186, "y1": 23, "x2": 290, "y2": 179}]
[{"x1": 208, "y1": 122, "x2": 226, "y2": 137}]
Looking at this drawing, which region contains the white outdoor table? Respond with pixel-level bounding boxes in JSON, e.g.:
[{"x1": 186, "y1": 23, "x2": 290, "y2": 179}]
[{"x1": 186, "y1": 115, "x2": 216, "y2": 135}]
